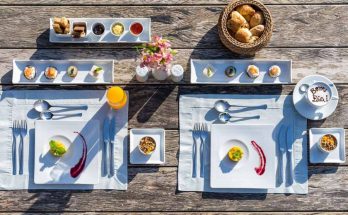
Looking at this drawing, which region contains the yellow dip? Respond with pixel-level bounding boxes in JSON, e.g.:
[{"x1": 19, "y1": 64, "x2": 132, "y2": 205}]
[{"x1": 112, "y1": 23, "x2": 124, "y2": 36}]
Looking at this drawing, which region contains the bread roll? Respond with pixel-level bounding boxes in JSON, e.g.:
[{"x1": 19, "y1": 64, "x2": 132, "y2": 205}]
[
  {"x1": 227, "y1": 11, "x2": 249, "y2": 33},
  {"x1": 250, "y1": 25, "x2": 264, "y2": 37},
  {"x1": 249, "y1": 36, "x2": 259, "y2": 43},
  {"x1": 235, "y1": 28, "x2": 252, "y2": 43},
  {"x1": 250, "y1": 11, "x2": 264, "y2": 28},
  {"x1": 53, "y1": 17, "x2": 61, "y2": 24},
  {"x1": 60, "y1": 17, "x2": 69, "y2": 28},
  {"x1": 236, "y1": 5, "x2": 255, "y2": 22},
  {"x1": 53, "y1": 24, "x2": 63, "y2": 33}
]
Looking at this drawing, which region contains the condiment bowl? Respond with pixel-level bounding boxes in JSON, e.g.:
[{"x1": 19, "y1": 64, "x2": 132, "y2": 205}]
[
  {"x1": 318, "y1": 134, "x2": 338, "y2": 153},
  {"x1": 110, "y1": 22, "x2": 125, "y2": 37},
  {"x1": 138, "y1": 136, "x2": 156, "y2": 155}
]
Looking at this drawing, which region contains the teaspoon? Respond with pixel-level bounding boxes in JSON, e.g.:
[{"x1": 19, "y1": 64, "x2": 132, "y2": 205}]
[
  {"x1": 218, "y1": 112, "x2": 260, "y2": 123},
  {"x1": 34, "y1": 99, "x2": 88, "y2": 113},
  {"x1": 214, "y1": 100, "x2": 267, "y2": 113},
  {"x1": 40, "y1": 112, "x2": 83, "y2": 120}
]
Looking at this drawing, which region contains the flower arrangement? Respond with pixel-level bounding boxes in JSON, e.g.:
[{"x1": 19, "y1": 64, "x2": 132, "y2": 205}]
[{"x1": 137, "y1": 35, "x2": 177, "y2": 70}]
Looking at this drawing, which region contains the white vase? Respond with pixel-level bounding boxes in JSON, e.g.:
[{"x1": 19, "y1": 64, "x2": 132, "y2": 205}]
[{"x1": 151, "y1": 65, "x2": 171, "y2": 81}]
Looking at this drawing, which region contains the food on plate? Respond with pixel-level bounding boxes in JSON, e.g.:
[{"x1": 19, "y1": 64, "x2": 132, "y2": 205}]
[
  {"x1": 67, "y1": 65, "x2": 78, "y2": 78},
  {"x1": 53, "y1": 17, "x2": 70, "y2": 35},
  {"x1": 92, "y1": 23, "x2": 105, "y2": 35},
  {"x1": 130, "y1": 22, "x2": 144, "y2": 36},
  {"x1": 268, "y1": 65, "x2": 281, "y2": 78},
  {"x1": 249, "y1": 36, "x2": 259, "y2": 43},
  {"x1": 202, "y1": 65, "x2": 215, "y2": 78},
  {"x1": 246, "y1": 65, "x2": 259, "y2": 78},
  {"x1": 72, "y1": 22, "x2": 86, "y2": 38},
  {"x1": 250, "y1": 25, "x2": 264, "y2": 37},
  {"x1": 236, "y1": 4, "x2": 255, "y2": 22},
  {"x1": 235, "y1": 28, "x2": 252, "y2": 43},
  {"x1": 319, "y1": 134, "x2": 337, "y2": 152},
  {"x1": 251, "y1": 140, "x2": 266, "y2": 175},
  {"x1": 89, "y1": 65, "x2": 104, "y2": 79},
  {"x1": 225, "y1": 66, "x2": 237, "y2": 78},
  {"x1": 23, "y1": 65, "x2": 36, "y2": 80},
  {"x1": 70, "y1": 132, "x2": 87, "y2": 178},
  {"x1": 138, "y1": 136, "x2": 156, "y2": 155},
  {"x1": 111, "y1": 22, "x2": 124, "y2": 36},
  {"x1": 45, "y1": 66, "x2": 58, "y2": 79},
  {"x1": 250, "y1": 11, "x2": 264, "y2": 28},
  {"x1": 49, "y1": 140, "x2": 67, "y2": 157},
  {"x1": 227, "y1": 11, "x2": 249, "y2": 33},
  {"x1": 228, "y1": 146, "x2": 244, "y2": 162}
]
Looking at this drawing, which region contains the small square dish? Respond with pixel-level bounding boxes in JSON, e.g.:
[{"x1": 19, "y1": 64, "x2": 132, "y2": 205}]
[
  {"x1": 130, "y1": 128, "x2": 165, "y2": 164},
  {"x1": 309, "y1": 128, "x2": 345, "y2": 163}
]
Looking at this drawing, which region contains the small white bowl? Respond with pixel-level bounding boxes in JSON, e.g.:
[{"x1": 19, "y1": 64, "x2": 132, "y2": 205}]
[{"x1": 317, "y1": 134, "x2": 338, "y2": 153}]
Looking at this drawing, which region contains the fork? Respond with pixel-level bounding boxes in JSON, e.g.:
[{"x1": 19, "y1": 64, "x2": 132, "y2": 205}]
[
  {"x1": 18, "y1": 120, "x2": 27, "y2": 175},
  {"x1": 192, "y1": 123, "x2": 200, "y2": 177},
  {"x1": 200, "y1": 123, "x2": 209, "y2": 178},
  {"x1": 12, "y1": 121, "x2": 20, "y2": 175}
]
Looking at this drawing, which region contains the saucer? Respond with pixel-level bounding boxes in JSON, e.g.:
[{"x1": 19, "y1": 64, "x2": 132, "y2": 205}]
[
  {"x1": 309, "y1": 128, "x2": 345, "y2": 163},
  {"x1": 293, "y1": 75, "x2": 338, "y2": 120}
]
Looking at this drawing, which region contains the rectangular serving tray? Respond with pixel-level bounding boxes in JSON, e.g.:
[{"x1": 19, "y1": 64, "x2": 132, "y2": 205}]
[
  {"x1": 49, "y1": 18, "x2": 151, "y2": 43},
  {"x1": 191, "y1": 59, "x2": 292, "y2": 84},
  {"x1": 12, "y1": 59, "x2": 114, "y2": 85}
]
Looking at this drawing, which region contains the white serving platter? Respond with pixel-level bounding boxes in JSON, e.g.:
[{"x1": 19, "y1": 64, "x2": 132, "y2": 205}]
[
  {"x1": 210, "y1": 124, "x2": 276, "y2": 189},
  {"x1": 129, "y1": 128, "x2": 165, "y2": 165},
  {"x1": 49, "y1": 18, "x2": 151, "y2": 43},
  {"x1": 12, "y1": 59, "x2": 114, "y2": 85},
  {"x1": 309, "y1": 128, "x2": 346, "y2": 163},
  {"x1": 190, "y1": 59, "x2": 292, "y2": 84},
  {"x1": 34, "y1": 120, "x2": 100, "y2": 184}
]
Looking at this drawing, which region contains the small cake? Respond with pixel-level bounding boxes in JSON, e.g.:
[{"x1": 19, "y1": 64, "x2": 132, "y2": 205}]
[
  {"x1": 49, "y1": 140, "x2": 67, "y2": 157},
  {"x1": 228, "y1": 146, "x2": 244, "y2": 162},
  {"x1": 23, "y1": 65, "x2": 36, "y2": 80},
  {"x1": 67, "y1": 65, "x2": 78, "y2": 77},
  {"x1": 89, "y1": 65, "x2": 104, "y2": 79},
  {"x1": 203, "y1": 65, "x2": 215, "y2": 78},
  {"x1": 45, "y1": 66, "x2": 58, "y2": 79},
  {"x1": 268, "y1": 65, "x2": 281, "y2": 78},
  {"x1": 225, "y1": 66, "x2": 237, "y2": 78},
  {"x1": 139, "y1": 136, "x2": 156, "y2": 155},
  {"x1": 246, "y1": 65, "x2": 259, "y2": 78}
]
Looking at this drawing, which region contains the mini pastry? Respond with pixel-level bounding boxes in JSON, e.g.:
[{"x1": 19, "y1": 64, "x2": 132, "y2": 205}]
[
  {"x1": 250, "y1": 11, "x2": 264, "y2": 28},
  {"x1": 49, "y1": 140, "x2": 67, "y2": 157},
  {"x1": 250, "y1": 25, "x2": 264, "y2": 37},
  {"x1": 228, "y1": 11, "x2": 249, "y2": 33},
  {"x1": 236, "y1": 4, "x2": 255, "y2": 22},
  {"x1": 45, "y1": 66, "x2": 58, "y2": 79},
  {"x1": 235, "y1": 28, "x2": 252, "y2": 43},
  {"x1": 203, "y1": 65, "x2": 215, "y2": 78},
  {"x1": 23, "y1": 66, "x2": 36, "y2": 80},
  {"x1": 225, "y1": 66, "x2": 237, "y2": 78},
  {"x1": 89, "y1": 65, "x2": 104, "y2": 79},
  {"x1": 247, "y1": 65, "x2": 259, "y2": 78},
  {"x1": 249, "y1": 36, "x2": 259, "y2": 43},
  {"x1": 268, "y1": 65, "x2": 281, "y2": 78},
  {"x1": 228, "y1": 146, "x2": 244, "y2": 162},
  {"x1": 67, "y1": 65, "x2": 78, "y2": 77}
]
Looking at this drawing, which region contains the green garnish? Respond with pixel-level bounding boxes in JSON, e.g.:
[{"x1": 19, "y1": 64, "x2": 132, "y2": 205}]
[{"x1": 49, "y1": 140, "x2": 67, "y2": 157}]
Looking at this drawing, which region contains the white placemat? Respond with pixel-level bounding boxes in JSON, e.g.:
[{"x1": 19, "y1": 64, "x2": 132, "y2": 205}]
[
  {"x1": 178, "y1": 94, "x2": 308, "y2": 194},
  {"x1": 0, "y1": 90, "x2": 128, "y2": 190}
]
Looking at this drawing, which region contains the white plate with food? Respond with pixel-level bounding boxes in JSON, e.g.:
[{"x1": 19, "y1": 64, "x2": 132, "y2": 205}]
[
  {"x1": 309, "y1": 128, "x2": 345, "y2": 163},
  {"x1": 190, "y1": 59, "x2": 292, "y2": 84},
  {"x1": 12, "y1": 59, "x2": 114, "y2": 85},
  {"x1": 293, "y1": 75, "x2": 339, "y2": 120},
  {"x1": 49, "y1": 17, "x2": 151, "y2": 43},
  {"x1": 34, "y1": 120, "x2": 100, "y2": 184},
  {"x1": 129, "y1": 128, "x2": 165, "y2": 165},
  {"x1": 210, "y1": 124, "x2": 276, "y2": 189}
]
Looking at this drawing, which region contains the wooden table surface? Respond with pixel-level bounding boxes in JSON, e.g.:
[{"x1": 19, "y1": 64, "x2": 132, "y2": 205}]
[{"x1": 0, "y1": 0, "x2": 347, "y2": 214}]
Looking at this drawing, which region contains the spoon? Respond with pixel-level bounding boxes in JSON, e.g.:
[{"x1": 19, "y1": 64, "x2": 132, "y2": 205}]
[
  {"x1": 214, "y1": 100, "x2": 268, "y2": 113},
  {"x1": 34, "y1": 100, "x2": 88, "y2": 113},
  {"x1": 218, "y1": 112, "x2": 260, "y2": 123},
  {"x1": 40, "y1": 112, "x2": 83, "y2": 120}
]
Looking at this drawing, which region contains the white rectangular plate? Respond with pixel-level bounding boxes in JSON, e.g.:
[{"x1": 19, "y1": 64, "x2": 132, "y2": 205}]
[
  {"x1": 12, "y1": 59, "x2": 114, "y2": 85},
  {"x1": 309, "y1": 128, "x2": 346, "y2": 163},
  {"x1": 130, "y1": 128, "x2": 165, "y2": 164},
  {"x1": 191, "y1": 59, "x2": 292, "y2": 84},
  {"x1": 34, "y1": 120, "x2": 100, "y2": 184},
  {"x1": 210, "y1": 124, "x2": 276, "y2": 189},
  {"x1": 49, "y1": 18, "x2": 151, "y2": 43}
]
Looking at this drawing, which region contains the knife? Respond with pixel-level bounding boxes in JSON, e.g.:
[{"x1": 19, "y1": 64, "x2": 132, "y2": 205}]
[
  {"x1": 109, "y1": 115, "x2": 116, "y2": 177},
  {"x1": 103, "y1": 117, "x2": 110, "y2": 176},
  {"x1": 277, "y1": 124, "x2": 285, "y2": 185},
  {"x1": 286, "y1": 124, "x2": 294, "y2": 186}
]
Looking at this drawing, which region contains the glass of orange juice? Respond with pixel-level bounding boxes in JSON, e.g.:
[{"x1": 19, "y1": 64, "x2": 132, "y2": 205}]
[{"x1": 106, "y1": 86, "x2": 127, "y2": 110}]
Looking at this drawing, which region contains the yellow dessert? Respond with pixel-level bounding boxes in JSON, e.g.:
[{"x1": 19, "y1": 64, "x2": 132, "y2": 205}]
[
  {"x1": 228, "y1": 146, "x2": 244, "y2": 162},
  {"x1": 49, "y1": 140, "x2": 67, "y2": 157}
]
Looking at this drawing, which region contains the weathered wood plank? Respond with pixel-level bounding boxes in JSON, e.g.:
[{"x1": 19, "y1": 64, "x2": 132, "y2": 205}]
[
  {"x1": 0, "y1": 166, "x2": 346, "y2": 212},
  {"x1": 0, "y1": 5, "x2": 347, "y2": 48},
  {"x1": 5, "y1": 213, "x2": 348, "y2": 215},
  {"x1": 2, "y1": 48, "x2": 348, "y2": 84}
]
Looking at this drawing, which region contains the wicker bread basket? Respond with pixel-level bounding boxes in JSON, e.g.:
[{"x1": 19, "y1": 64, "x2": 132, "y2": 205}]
[{"x1": 218, "y1": 0, "x2": 273, "y2": 56}]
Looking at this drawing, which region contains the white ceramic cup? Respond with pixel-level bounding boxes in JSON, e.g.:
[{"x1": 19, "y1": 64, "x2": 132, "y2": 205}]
[{"x1": 303, "y1": 82, "x2": 338, "y2": 108}]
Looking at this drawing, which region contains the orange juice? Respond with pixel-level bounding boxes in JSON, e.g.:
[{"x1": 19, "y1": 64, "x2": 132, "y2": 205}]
[{"x1": 106, "y1": 86, "x2": 127, "y2": 110}]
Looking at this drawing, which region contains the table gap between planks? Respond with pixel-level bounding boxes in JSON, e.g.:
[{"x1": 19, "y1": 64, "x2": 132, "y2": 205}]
[{"x1": 0, "y1": 0, "x2": 347, "y2": 213}]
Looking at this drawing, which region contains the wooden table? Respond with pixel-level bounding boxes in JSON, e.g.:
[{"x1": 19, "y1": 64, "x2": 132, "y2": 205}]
[{"x1": 0, "y1": 0, "x2": 347, "y2": 213}]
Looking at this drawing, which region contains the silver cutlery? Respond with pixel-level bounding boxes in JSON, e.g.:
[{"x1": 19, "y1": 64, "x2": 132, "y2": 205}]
[
  {"x1": 286, "y1": 124, "x2": 294, "y2": 186},
  {"x1": 192, "y1": 123, "x2": 200, "y2": 177},
  {"x1": 40, "y1": 112, "x2": 82, "y2": 120},
  {"x1": 34, "y1": 99, "x2": 88, "y2": 113},
  {"x1": 11, "y1": 121, "x2": 20, "y2": 175},
  {"x1": 218, "y1": 112, "x2": 260, "y2": 123},
  {"x1": 109, "y1": 116, "x2": 116, "y2": 177},
  {"x1": 200, "y1": 123, "x2": 209, "y2": 178},
  {"x1": 18, "y1": 120, "x2": 27, "y2": 175},
  {"x1": 277, "y1": 124, "x2": 285, "y2": 185},
  {"x1": 103, "y1": 117, "x2": 111, "y2": 176},
  {"x1": 214, "y1": 100, "x2": 267, "y2": 113}
]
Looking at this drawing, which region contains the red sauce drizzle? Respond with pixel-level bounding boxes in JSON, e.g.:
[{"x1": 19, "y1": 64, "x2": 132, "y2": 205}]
[
  {"x1": 130, "y1": 22, "x2": 143, "y2": 36},
  {"x1": 251, "y1": 140, "x2": 266, "y2": 176},
  {"x1": 70, "y1": 131, "x2": 87, "y2": 178}
]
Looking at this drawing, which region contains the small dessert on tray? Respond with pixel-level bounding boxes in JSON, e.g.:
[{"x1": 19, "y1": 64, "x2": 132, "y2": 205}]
[
  {"x1": 246, "y1": 65, "x2": 259, "y2": 78},
  {"x1": 228, "y1": 146, "x2": 243, "y2": 162},
  {"x1": 89, "y1": 65, "x2": 104, "y2": 79},
  {"x1": 53, "y1": 17, "x2": 70, "y2": 35},
  {"x1": 268, "y1": 65, "x2": 281, "y2": 78},
  {"x1": 203, "y1": 65, "x2": 215, "y2": 78},
  {"x1": 72, "y1": 22, "x2": 87, "y2": 38},
  {"x1": 225, "y1": 66, "x2": 237, "y2": 78},
  {"x1": 23, "y1": 65, "x2": 36, "y2": 80},
  {"x1": 45, "y1": 66, "x2": 58, "y2": 79},
  {"x1": 67, "y1": 65, "x2": 78, "y2": 77}
]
